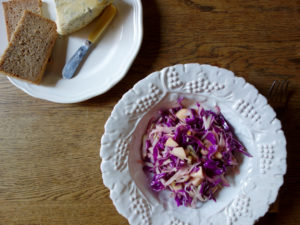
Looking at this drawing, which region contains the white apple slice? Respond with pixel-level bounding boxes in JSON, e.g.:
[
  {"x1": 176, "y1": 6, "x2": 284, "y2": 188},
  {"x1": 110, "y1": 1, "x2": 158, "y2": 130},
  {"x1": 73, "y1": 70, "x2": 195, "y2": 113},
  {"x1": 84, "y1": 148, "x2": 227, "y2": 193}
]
[
  {"x1": 165, "y1": 137, "x2": 178, "y2": 147},
  {"x1": 191, "y1": 167, "x2": 204, "y2": 179},
  {"x1": 176, "y1": 175, "x2": 190, "y2": 183},
  {"x1": 170, "y1": 182, "x2": 182, "y2": 191},
  {"x1": 175, "y1": 108, "x2": 190, "y2": 121},
  {"x1": 171, "y1": 147, "x2": 186, "y2": 160},
  {"x1": 215, "y1": 152, "x2": 222, "y2": 159},
  {"x1": 191, "y1": 177, "x2": 203, "y2": 186}
]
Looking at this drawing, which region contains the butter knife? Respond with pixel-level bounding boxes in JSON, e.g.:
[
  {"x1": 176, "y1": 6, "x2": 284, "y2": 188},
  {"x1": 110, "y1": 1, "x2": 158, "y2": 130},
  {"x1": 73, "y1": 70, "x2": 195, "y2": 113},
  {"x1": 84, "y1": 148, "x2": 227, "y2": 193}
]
[{"x1": 62, "y1": 4, "x2": 117, "y2": 79}]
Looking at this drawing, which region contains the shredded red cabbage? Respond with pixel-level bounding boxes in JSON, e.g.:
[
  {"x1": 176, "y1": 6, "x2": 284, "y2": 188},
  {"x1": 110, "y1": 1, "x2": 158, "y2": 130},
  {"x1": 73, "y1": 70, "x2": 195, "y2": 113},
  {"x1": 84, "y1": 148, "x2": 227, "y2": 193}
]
[{"x1": 142, "y1": 100, "x2": 251, "y2": 207}]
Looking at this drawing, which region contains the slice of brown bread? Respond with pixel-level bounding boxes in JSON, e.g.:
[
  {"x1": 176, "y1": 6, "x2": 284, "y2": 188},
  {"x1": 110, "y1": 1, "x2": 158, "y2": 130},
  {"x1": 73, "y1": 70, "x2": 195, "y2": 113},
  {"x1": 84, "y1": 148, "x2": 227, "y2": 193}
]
[
  {"x1": 0, "y1": 10, "x2": 58, "y2": 84},
  {"x1": 2, "y1": 0, "x2": 42, "y2": 41}
]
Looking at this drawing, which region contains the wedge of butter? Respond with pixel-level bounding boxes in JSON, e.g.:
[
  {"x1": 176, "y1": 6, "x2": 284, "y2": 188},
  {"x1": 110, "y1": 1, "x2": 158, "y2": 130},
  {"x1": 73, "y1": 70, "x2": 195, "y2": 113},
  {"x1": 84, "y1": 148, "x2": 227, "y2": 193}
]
[{"x1": 54, "y1": 0, "x2": 113, "y2": 35}]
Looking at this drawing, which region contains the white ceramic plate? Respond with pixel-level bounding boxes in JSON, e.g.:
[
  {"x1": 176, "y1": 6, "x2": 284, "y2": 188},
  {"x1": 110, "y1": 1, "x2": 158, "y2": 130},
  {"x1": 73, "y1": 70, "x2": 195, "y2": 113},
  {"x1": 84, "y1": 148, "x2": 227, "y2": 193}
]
[
  {"x1": 100, "y1": 64, "x2": 287, "y2": 225},
  {"x1": 0, "y1": 0, "x2": 143, "y2": 103}
]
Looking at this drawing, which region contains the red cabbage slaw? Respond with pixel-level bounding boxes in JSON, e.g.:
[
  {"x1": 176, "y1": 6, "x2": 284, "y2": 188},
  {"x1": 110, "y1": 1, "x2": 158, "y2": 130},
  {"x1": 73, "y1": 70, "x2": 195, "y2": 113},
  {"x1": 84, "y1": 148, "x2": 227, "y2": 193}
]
[{"x1": 142, "y1": 101, "x2": 251, "y2": 207}]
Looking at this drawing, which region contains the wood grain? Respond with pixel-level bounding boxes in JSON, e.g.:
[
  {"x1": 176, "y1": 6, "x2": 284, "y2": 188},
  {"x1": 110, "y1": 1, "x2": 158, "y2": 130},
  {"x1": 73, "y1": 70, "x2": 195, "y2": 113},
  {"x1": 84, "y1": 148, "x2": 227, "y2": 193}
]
[{"x1": 0, "y1": 0, "x2": 299, "y2": 224}]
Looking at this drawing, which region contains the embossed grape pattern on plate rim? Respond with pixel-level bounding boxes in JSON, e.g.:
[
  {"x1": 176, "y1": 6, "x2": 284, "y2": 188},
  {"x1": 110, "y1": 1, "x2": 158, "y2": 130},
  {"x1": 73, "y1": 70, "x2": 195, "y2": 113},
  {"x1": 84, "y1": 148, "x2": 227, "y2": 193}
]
[{"x1": 100, "y1": 63, "x2": 286, "y2": 225}]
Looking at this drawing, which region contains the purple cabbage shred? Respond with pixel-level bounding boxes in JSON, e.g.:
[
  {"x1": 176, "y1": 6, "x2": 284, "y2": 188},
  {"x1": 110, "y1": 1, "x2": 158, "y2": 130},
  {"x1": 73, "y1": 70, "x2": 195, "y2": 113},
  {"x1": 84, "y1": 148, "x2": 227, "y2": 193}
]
[{"x1": 142, "y1": 100, "x2": 251, "y2": 207}]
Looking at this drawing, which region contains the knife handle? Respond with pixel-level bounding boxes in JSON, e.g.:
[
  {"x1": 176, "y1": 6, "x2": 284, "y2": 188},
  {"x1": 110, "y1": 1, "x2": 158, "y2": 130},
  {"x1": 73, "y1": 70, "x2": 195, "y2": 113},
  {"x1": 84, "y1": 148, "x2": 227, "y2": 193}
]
[
  {"x1": 88, "y1": 5, "x2": 117, "y2": 43},
  {"x1": 62, "y1": 40, "x2": 91, "y2": 79}
]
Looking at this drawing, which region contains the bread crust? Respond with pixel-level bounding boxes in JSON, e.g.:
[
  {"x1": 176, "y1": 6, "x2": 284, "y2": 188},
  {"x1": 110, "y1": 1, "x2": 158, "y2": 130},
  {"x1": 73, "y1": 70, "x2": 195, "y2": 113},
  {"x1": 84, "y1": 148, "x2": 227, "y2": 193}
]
[
  {"x1": 0, "y1": 10, "x2": 58, "y2": 84},
  {"x1": 2, "y1": 0, "x2": 42, "y2": 41}
]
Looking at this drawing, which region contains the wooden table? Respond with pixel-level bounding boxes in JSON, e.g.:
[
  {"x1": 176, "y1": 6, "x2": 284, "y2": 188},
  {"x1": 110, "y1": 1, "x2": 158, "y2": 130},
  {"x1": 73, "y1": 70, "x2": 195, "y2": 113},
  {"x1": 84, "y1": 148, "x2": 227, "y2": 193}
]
[{"x1": 0, "y1": 0, "x2": 299, "y2": 224}]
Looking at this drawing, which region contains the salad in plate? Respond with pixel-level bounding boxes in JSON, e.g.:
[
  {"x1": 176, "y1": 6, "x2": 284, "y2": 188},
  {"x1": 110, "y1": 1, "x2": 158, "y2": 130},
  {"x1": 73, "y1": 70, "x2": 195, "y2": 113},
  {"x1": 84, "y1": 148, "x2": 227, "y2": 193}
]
[{"x1": 142, "y1": 99, "x2": 251, "y2": 207}]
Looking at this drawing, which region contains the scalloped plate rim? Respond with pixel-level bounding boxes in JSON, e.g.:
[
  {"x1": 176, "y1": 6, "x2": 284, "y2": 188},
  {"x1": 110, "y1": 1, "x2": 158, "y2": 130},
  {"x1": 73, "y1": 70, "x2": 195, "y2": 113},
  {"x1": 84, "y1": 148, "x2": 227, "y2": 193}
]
[
  {"x1": 100, "y1": 63, "x2": 287, "y2": 225},
  {"x1": 0, "y1": 0, "x2": 143, "y2": 103}
]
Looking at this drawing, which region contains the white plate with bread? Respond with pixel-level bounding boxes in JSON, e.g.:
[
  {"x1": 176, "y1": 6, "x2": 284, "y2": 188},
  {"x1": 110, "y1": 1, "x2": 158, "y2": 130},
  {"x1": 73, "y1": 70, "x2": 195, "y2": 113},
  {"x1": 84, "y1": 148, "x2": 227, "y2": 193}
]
[{"x1": 0, "y1": 0, "x2": 143, "y2": 103}]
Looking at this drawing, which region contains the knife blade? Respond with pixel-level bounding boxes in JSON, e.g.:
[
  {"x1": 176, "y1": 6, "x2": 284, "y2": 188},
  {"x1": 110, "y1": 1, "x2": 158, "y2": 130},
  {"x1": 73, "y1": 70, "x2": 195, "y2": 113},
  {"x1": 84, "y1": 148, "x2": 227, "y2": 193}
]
[{"x1": 62, "y1": 4, "x2": 117, "y2": 79}]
